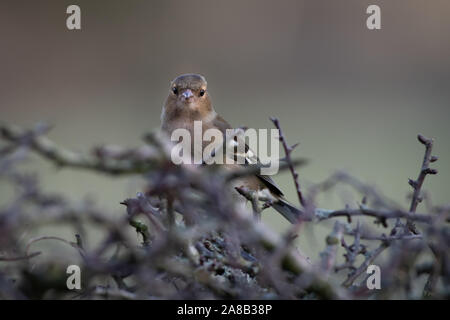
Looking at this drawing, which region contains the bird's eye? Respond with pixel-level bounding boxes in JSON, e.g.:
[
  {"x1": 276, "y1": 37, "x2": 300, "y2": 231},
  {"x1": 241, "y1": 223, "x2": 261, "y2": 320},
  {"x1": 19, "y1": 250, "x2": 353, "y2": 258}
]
[
  {"x1": 172, "y1": 87, "x2": 178, "y2": 95},
  {"x1": 199, "y1": 89, "x2": 205, "y2": 97}
]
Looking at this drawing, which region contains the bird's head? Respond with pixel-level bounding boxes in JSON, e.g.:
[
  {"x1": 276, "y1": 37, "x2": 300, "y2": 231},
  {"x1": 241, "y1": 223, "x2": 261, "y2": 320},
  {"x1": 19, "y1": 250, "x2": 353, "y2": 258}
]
[{"x1": 163, "y1": 74, "x2": 213, "y2": 119}]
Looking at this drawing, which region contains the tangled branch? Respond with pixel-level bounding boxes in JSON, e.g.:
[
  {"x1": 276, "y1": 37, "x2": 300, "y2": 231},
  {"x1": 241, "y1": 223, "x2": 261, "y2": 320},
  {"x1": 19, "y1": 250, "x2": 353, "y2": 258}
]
[{"x1": 0, "y1": 121, "x2": 448, "y2": 300}]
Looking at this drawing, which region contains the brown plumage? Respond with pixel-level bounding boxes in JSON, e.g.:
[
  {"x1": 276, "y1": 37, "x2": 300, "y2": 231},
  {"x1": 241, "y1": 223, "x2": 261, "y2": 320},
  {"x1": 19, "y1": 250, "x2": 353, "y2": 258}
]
[{"x1": 160, "y1": 73, "x2": 302, "y2": 223}]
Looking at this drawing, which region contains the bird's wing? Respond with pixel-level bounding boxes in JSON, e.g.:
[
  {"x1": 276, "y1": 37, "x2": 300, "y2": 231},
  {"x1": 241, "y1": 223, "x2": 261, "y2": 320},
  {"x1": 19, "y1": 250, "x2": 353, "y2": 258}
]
[
  {"x1": 211, "y1": 114, "x2": 232, "y2": 133},
  {"x1": 212, "y1": 115, "x2": 284, "y2": 197}
]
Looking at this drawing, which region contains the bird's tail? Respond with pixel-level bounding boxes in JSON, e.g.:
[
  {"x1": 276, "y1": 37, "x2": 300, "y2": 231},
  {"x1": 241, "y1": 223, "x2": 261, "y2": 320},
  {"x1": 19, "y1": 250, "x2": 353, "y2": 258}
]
[{"x1": 272, "y1": 198, "x2": 303, "y2": 224}]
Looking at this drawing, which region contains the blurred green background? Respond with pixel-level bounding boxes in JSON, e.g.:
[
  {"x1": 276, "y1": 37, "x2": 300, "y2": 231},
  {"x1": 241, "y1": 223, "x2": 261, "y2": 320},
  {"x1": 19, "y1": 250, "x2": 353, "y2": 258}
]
[{"x1": 1, "y1": 0, "x2": 449, "y2": 262}]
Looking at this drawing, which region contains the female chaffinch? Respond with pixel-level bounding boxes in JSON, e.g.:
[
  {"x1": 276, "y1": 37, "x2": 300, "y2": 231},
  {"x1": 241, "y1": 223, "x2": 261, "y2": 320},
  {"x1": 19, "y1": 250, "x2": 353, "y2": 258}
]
[{"x1": 160, "y1": 73, "x2": 301, "y2": 223}]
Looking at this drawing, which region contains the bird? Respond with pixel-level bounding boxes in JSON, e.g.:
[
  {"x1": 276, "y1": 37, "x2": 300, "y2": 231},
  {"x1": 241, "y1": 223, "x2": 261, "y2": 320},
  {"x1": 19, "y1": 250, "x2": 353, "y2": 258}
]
[{"x1": 160, "y1": 73, "x2": 302, "y2": 224}]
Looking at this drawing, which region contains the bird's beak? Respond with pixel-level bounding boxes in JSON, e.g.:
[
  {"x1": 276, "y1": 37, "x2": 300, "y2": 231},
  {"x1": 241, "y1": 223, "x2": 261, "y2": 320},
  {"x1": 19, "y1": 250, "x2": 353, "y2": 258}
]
[{"x1": 181, "y1": 89, "x2": 194, "y2": 100}]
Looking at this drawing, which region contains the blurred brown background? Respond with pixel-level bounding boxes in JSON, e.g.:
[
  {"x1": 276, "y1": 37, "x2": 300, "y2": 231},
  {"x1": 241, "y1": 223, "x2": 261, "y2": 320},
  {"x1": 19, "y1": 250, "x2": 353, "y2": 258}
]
[{"x1": 1, "y1": 1, "x2": 449, "y2": 259}]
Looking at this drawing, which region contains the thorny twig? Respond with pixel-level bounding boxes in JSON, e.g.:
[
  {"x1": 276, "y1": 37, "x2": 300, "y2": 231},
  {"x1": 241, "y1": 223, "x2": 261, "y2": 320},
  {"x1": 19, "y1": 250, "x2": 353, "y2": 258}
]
[
  {"x1": 406, "y1": 134, "x2": 438, "y2": 234},
  {"x1": 271, "y1": 118, "x2": 306, "y2": 208}
]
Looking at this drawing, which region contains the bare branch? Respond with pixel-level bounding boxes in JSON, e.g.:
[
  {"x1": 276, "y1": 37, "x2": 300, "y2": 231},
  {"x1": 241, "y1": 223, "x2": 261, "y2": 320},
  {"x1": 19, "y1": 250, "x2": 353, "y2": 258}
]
[
  {"x1": 271, "y1": 117, "x2": 306, "y2": 208},
  {"x1": 406, "y1": 134, "x2": 438, "y2": 234},
  {"x1": 320, "y1": 221, "x2": 344, "y2": 277}
]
